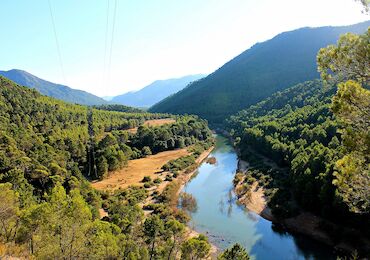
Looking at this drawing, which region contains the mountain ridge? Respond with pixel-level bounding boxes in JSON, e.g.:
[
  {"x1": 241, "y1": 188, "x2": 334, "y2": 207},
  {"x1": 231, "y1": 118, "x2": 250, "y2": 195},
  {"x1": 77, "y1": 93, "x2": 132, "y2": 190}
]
[
  {"x1": 111, "y1": 74, "x2": 205, "y2": 107},
  {"x1": 150, "y1": 21, "x2": 370, "y2": 124},
  {"x1": 0, "y1": 69, "x2": 107, "y2": 105}
]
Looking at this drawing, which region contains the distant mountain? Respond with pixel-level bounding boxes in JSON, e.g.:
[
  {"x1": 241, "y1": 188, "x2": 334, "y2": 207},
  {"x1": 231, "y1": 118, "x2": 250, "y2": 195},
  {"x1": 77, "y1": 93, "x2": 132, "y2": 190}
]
[
  {"x1": 0, "y1": 69, "x2": 107, "y2": 105},
  {"x1": 102, "y1": 96, "x2": 115, "y2": 101},
  {"x1": 150, "y1": 21, "x2": 370, "y2": 124},
  {"x1": 111, "y1": 74, "x2": 205, "y2": 108}
]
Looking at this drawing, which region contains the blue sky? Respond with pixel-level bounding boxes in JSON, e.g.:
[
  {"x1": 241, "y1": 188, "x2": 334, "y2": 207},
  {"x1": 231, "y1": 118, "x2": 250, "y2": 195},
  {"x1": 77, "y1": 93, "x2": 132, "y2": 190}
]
[{"x1": 0, "y1": 0, "x2": 368, "y2": 96}]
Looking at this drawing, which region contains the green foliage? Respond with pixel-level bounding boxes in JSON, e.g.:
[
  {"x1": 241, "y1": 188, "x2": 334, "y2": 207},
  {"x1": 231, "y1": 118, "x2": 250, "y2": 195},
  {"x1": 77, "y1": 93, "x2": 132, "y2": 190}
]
[
  {"x1": 228, "y1": 74, "x2": 370, "y2": 233},
  {"x1": 218, "y1": 243, "x2": 250, "y2": 260},
  {"x1": 0, "y1": 183, "x2": 19, "y2": 242},
  {"x1": 181, "y1": 234, "x2": 211, "y2": 260},
  {"x1": 0, "y1": 77, "x2": 219, "y2": 258},
  {"x1": 162, "y1": 155, "x2": 196, "y2": 172},
  {"x1": 92, "y1": 104, "x2": 144, "y2": 113},
  {"x1": 150, "y1": 22, "x2": 370, "y2": 124},
  {"x1": 0, "y1": 69, "x2": 107, "y2": 106},
  {"x1": 318, "y1": 29, "x2": 370, "y2": 214},
  {"x1": 131, "y1": 117, "x2": 213, "y2": 154},
  {"x1": 317, "y1": 28, "x2": 369, "y2": 86},
  {"x1": 228, "y1": 80, "x2": 344, "y2": 214}
]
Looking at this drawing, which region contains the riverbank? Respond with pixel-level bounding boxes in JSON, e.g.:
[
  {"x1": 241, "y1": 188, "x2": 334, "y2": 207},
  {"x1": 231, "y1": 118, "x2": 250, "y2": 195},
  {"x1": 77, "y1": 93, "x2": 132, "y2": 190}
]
[
  {"x1": 174, "y1": 146, "x2": 219, "y2": 258},
  {"x1": 176, "y1": 146, "x2": 215, "y2": 198},
  {"x1": 235, "y1": 158, "x2": 370, "y2": 256}
]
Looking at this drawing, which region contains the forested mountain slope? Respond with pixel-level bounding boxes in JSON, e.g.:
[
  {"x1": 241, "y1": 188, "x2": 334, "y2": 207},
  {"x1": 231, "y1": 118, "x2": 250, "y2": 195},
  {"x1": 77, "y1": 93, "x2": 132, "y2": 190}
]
[
  {"x1": 111, "y1": 74, "x2": 205, "y2": 108},
  {"x1": 0, "y1": 69, "x2": 107, "y2": 105},
  {"x1": 150, "y1": 21, "x2": 370, "y2": 124},
  {"x1": 227, "y1": 80, "x2": 369, "y2": 233},
  {"x1": 0, "y1": 76, "x2": 216, "y2": 258}
]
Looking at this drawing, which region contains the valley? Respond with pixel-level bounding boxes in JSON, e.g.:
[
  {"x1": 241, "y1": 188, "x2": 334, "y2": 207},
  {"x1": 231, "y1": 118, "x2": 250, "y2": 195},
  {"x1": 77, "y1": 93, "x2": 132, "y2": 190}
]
[{"x1": 0, "y1": 5, "x2": 369, "y2": 259}]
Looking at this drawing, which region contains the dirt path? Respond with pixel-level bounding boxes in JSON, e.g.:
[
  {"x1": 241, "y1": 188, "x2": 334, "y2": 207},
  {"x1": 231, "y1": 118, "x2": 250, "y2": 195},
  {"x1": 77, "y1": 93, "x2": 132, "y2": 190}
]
[{"x1": 92, "y1": 148, "x2": 189, "y2": 190}]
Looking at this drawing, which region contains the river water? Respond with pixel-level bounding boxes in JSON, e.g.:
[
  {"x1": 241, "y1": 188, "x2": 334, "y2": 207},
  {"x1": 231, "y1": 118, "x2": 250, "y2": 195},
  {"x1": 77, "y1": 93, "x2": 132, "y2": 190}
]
[{"x1": 182, "y1": 135, "x2": 336, "y2": 260}]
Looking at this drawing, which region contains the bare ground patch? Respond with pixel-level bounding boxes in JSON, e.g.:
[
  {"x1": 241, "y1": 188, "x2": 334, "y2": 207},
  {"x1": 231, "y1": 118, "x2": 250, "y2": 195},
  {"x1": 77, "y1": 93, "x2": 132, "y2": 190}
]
[
  {"x1": 127, "y1": 118, "x2": 176, "y2": 134},
  {"x1": 91, "y1": 148, "x2": 189, "y2": 190}
]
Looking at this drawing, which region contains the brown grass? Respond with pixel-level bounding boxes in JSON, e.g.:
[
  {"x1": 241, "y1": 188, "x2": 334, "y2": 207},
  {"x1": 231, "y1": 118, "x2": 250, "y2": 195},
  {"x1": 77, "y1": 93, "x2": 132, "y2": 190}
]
[
  {"x1": 127, "y1": 118, "x2": 176, "y2": 134},
  {"x1": 144, "y1": 118, "x2": 176, "y2": 127},
  {"x1": 91, "y1": 148, "x2": 189, "y2": 190}
]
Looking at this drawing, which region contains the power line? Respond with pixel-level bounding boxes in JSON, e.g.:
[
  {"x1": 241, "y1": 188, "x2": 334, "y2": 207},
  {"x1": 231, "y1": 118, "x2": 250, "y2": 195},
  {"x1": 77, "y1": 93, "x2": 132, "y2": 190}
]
[
  {"x1": 48, "y1": 0, "x2": 66, "y2": 84},
  {"x1": 102, "y1": 0, "x2": 110, "y2": 88},
  {"x1": 107, "y1": 0, "x2": 118, "y2": 87}
]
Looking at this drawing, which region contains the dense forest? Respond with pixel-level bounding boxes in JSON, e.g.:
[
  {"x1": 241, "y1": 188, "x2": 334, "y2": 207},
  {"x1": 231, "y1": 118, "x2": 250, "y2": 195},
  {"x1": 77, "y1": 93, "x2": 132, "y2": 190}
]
[
  {"x1": 0, "y1": 76, "x2": 244, "y2": 259},
  {"x1": 92, "y1": 104, "x2": 145, "y2": 113},
  {"x1": 228, "y1": 80, "x2": 346, "y2": 214},
  {"x1": 150, "y1": 21, "x2": 370, "y2": 124},
  {"x1": 227, "y1": 28, "x2": 369, "y2": 253},
  {"x1": 0, "y1": 7, "x2": 368, "y2": 258}
]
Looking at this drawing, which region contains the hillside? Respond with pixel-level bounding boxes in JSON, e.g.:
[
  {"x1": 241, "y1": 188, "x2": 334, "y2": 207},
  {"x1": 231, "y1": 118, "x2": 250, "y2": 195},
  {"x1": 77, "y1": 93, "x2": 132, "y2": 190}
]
[
  {"x1": 0, "y1": 75, "x2": 215, "y2": 258},
  {"x1": 150, "y1": 21, "x2": 370, "y2": 124},
  {"x1": 0, "y1": 69, "x2": 107, "y2": 105},
  {"x1": 111, "y1": 74, "x2": 205, "y2": 108},
  {"x1": 227, "y1": 80, "x2": 369, "y2": 242}
]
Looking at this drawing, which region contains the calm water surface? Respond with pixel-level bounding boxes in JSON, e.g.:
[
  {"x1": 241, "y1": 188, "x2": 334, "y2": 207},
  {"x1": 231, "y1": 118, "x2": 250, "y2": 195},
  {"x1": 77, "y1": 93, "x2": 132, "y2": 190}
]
[{"x1": 182, "y1": 135, "x2": 336, "y2": 260}]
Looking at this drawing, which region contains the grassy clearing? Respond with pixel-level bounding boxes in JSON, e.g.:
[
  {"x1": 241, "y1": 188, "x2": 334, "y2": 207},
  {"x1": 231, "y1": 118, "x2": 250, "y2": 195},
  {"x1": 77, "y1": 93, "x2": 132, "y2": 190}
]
[
  {"x1": 127, "y1": 118, "x2": 176, "y2": 134},
  {"x1": 91, "y1": 148, "x2": 189, "y2": 190}
]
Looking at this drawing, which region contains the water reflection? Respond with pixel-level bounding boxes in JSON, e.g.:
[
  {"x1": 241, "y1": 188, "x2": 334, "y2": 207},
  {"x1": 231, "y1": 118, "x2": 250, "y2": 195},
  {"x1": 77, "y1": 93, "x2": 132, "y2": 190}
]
[{"x1": 181, "y1": 136, "x2": 334, "y2": 260}]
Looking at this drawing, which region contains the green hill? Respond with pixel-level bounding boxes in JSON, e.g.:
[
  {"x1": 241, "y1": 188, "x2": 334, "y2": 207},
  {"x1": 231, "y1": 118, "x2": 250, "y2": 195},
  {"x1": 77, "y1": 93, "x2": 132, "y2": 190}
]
[
  {"x1": 227, "y1": 80, "x2": 369, "y2": 239},
  {"x1": 0, "y1": 75, "x2": 214, "y2": 258},
  {"x1": 0, "y1": 69, "x2": 107, "y2": 105},
  {"x1": 150, "y1": 21, "x2": 370, "y2": 124}
]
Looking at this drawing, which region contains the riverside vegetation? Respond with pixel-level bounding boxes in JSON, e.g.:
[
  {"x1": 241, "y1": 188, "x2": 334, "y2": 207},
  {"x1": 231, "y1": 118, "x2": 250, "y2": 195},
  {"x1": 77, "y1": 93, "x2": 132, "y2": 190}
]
[
  {"x1": 0, "y1": 18, "x2": 368, "y2": 260},
  {"x1": 227, "y1": 28, "x2": 370, "y2": 254},
  {"x1": 0, "y1": 76, "x2": 252, "y2": 259}
]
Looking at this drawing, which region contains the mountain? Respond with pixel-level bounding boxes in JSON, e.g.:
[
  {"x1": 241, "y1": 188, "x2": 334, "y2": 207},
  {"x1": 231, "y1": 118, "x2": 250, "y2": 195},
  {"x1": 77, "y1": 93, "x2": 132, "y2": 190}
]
[
  {"x1": 111, "y1": 74, "x2": 205, "y2": 108},
  {"x1": 227, "y1": 80, "x2": 369, "y2": 250},
  {"x1": 150, "y1": 21, "x2": 370, "y2": 124},
  {"x1": 102, "y1": 96, "x2": 115, "y2": 101},
  {"x1": 0, "y1": 69, "x2": 107, "y2": 105}
]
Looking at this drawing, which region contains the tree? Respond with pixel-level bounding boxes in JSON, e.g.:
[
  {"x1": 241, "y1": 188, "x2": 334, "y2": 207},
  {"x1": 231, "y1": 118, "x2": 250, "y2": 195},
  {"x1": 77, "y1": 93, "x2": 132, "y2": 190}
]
[
  {"x1": 143, "y1": 214, "x2": 164, "y2": 260},
  {"x1": 355, "y1": 0, "x2": 370, "y2": 13},
  {"x1": 317, "y1": 29, "x2": 370, "y2": 213},
  {"x1": 164, "y1": 219, "x2": 185, "y2": 260},
  {"x1": 181, "y1": 234, "x2": 210, "y2": 260},
  {"x1": 317, "y1": 28, "x2": 369, "y2": 86},
  {"x1": 218, "y1": 243, "x2": 250, "y2": 260},
  {"x1": 0, "y1": 183, "x2": 19, "y2": 242},
  {"x1": 96, "y1": 156, "x2": 109, "y2": 179},
  {"x1": 142, "y1": 146, "x2": 152, "y2": 157}
]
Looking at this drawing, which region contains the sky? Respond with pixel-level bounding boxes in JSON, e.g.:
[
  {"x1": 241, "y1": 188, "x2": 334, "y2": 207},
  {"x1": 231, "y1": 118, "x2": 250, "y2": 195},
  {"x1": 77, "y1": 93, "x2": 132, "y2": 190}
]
[{"x1": 0, "y1": 0, "x2": 368, "y2": 97}]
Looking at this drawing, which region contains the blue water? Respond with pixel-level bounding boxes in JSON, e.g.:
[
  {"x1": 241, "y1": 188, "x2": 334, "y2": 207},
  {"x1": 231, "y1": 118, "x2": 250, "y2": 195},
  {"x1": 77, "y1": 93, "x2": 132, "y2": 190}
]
[{"x1": 182, "y1": 136, "x2": 335, "y2": 260}]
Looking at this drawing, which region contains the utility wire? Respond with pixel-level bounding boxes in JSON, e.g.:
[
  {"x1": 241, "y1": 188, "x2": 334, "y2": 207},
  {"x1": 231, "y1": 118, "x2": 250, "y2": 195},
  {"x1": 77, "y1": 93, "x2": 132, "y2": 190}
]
[
  {"x1": 48, "y1": 0, "x2": 66, "y2": 84},
  {"x1": 107, "y1": 0, "x2": 118, "y2": 87},
  {"x1": 102, "y1": 0, "x2": 110, "y2": 87}
]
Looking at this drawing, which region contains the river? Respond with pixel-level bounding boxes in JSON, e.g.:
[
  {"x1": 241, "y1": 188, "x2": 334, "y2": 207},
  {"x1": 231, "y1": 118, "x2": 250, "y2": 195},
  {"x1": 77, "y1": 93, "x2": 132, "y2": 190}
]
[{"x1": 181, "y1": 135, "x2": 336, "y2": 260}]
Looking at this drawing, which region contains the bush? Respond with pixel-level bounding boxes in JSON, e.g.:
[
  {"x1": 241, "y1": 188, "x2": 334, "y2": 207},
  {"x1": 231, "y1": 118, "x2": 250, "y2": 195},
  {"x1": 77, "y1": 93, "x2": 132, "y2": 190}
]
[
  {"x1": 153, "y1": 178, "x2": 162, "y2": 184},
  {"x1": 142, "y1": 176, "x2": 151, "y2": 183},
  {"x1": 143, "y1": 182, "x2": 153, "y2": 188}
]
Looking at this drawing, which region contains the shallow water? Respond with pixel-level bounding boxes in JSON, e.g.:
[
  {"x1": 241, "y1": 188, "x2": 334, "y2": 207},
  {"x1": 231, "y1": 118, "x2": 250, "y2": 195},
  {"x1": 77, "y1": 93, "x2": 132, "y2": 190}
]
[{"x1": 182, "y1": 135, "x2": 336, "y2": 260}]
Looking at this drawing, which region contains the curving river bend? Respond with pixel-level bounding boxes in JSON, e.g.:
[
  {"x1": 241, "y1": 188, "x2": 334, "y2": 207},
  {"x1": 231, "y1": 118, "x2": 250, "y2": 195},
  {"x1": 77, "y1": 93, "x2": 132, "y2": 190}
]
[{"x1": 181, "y1": 135, "x2": 335, "y2": 260}]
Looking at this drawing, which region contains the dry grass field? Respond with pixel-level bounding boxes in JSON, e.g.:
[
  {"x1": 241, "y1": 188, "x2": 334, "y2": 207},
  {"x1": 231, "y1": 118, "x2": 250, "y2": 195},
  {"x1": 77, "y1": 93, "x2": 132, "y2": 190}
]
[
  {"x1": 127, "y1": 118, "x2": 176, "y2": 134},
  {"x1": 92, "y1": 147, "x2": 189, "y2": 190}
]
